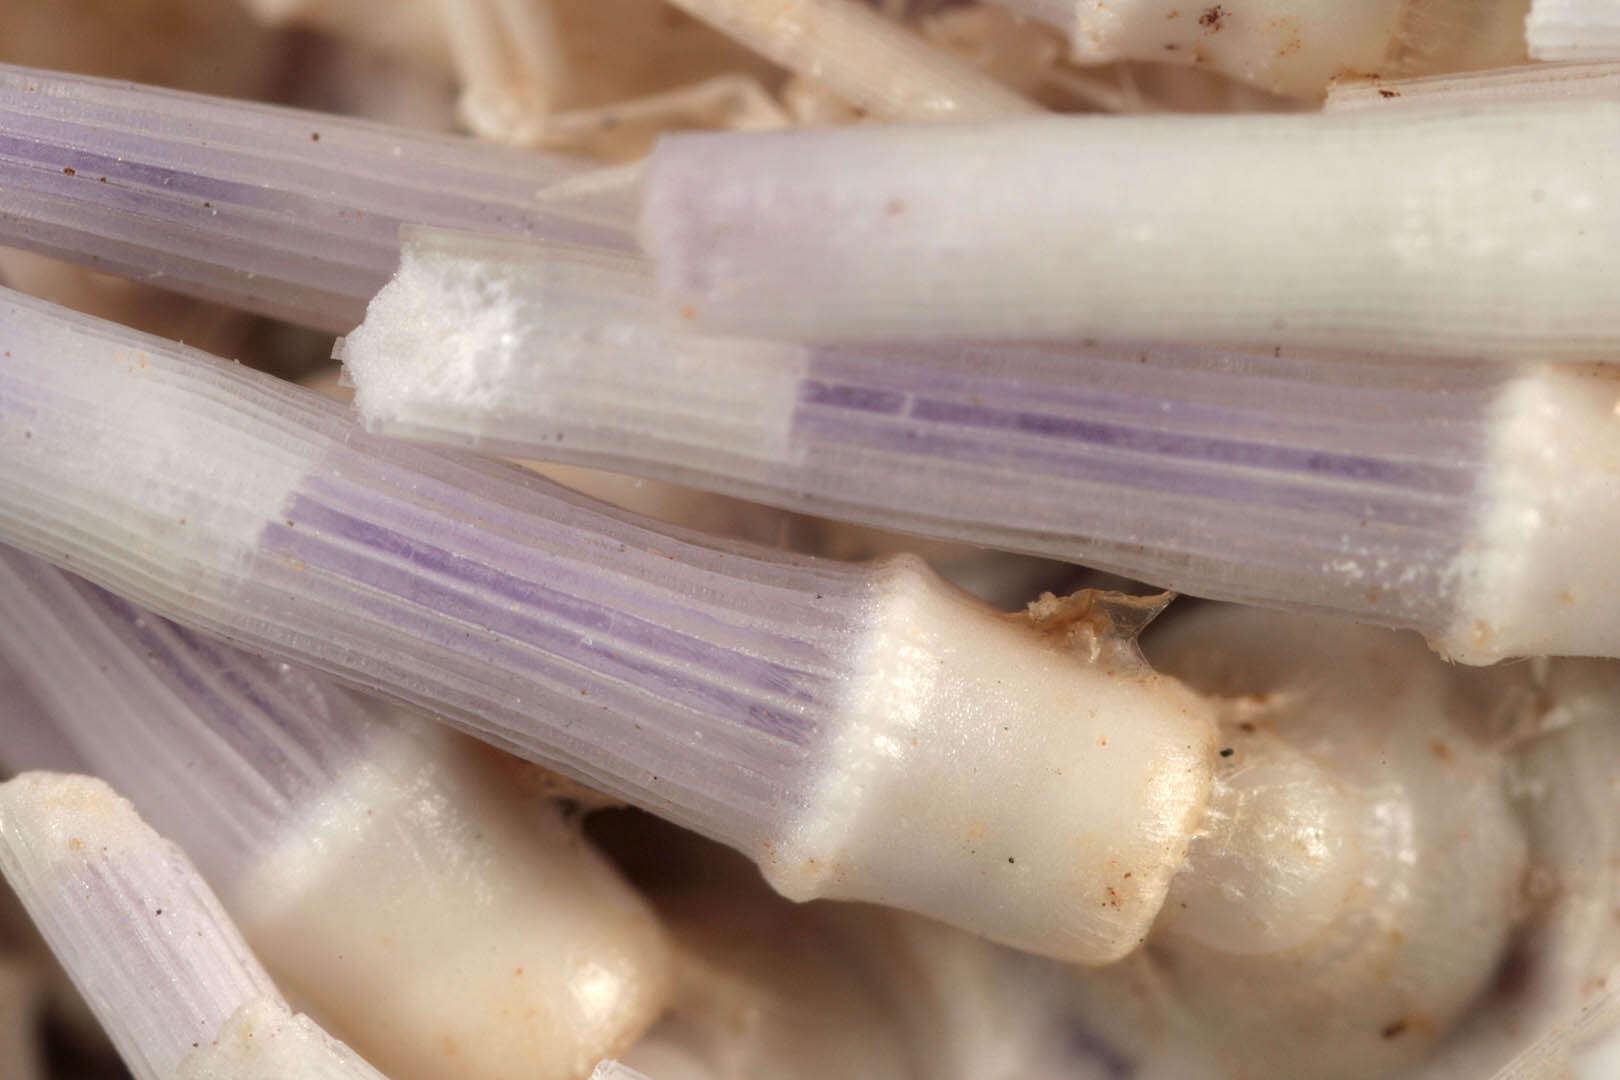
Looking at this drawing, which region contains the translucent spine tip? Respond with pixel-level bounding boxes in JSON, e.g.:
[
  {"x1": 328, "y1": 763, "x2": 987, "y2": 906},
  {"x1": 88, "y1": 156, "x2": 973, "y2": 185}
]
[
  {"x1": 0, "y1": 773, "x2": 285, "y2": 1080},
  {"x1": 661, "y1": 0, "x2": 1039, "y2": 120},
  {"x1": 0, "y1": 62, "x2": 626, "y2": 332},
  {"x1": 0, "y1": 546, "x2": 374, "y2": 883},
  {"x1": 344, "y1": 233, "x2": 1497, "y2": 636},
  {"x1": 0, "y1": 284, "x2": 869, "y2": 852},
  {"x1": 1529, "y1": 0, "x2": 1620, "y2": 61},
  {"x1": 642, "y1": 104, "x2": 1620, "y2": 357}
]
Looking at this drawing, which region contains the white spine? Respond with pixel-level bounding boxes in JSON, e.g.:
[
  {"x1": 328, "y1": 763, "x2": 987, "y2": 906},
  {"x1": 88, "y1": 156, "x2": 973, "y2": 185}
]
[
  {"x1": 0, "y1": 288, "x2": 324, "y2": 620},
  {"x1": 1067, "y1": 0, "x2": 1410, "y2": 97},
  {"x1": 644, "y1": 104, "x2": 1620, "y2": 357},
  {"x1": 998, "y1": 0, "x2": 1528, "y2": 98},
  {"x1": 342, "y1": 229, "x2": 804, "y2": 468},
  {"x1": 1326, "y1": 60, "x2": 1620, "y2": 110},
  {"x1": 662, "y1": 0, "x2": 1040, "y2": 120},
  {"x1": 0, "y1": 773, "x2": 399, "y2": 1080},
  {"x1": 1437, "y1": 367, "x2": 1620, "y2": 662},
  {"x1": 430, "y1": 0, "x2": 566, "y2": 142},
  {"x1": 0, "y1": 773, "x2": 362, "y2": 1080},
  {"x1": 176, "y1": 999, "x2": 392, "y2": 1080},
  {"x1": 1529, "y1": 0, "x2": 1620, "y2": 61}
]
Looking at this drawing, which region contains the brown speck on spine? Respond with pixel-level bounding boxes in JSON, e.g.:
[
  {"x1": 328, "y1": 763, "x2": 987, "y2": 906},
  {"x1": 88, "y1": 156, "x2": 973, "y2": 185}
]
[
  {"x1": 1379, "y1": 89, "x2": 1400, "y2": 99},
  {"x1": 62, "y1": 166, "x2": 75, "y2": 176},
  {"x1": 1199, "y1": 5, "x2": 1225, "y2": 29}
]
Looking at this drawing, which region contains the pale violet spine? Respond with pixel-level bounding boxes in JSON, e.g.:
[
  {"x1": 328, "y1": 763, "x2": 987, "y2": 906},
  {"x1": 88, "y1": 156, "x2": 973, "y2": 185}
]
[
  {"x1": 344, "y1": 233, "x2": 1524, "y2": 652},
  {"x1": 0, "y1": 546, "x2": 378, "y2": 884},
  {"x1": 0, "y1": 61, "x2": 628, "y2": 332},
  {"x1": 641, "y1": 104, "x2": 1620, "y2": 357},
  {"x1": 0, "y1": 655, "x2": 86, "y2": 776},
  {"x1": 0, "y1": 549, "x2": 676, "y2": 1080},
  {"x1": 0, "y1": 773, "x2": 391, "y2": 1080},
  {"x1": 0, "y1": 281, "x2": 871, "y2": 855},
  {"x1": 0, "y1": 284, "x2": 1223, "y2": 961}
]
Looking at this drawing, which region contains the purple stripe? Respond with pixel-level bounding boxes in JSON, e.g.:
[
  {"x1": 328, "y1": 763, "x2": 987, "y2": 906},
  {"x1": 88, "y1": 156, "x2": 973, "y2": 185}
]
[
  {"x1": 0, "y1": 116, "x2": 632, "y2": 251},
  {"x1": 799, "y1": 380, "x2": 907, "y2": 414},
  {"x1": 0, "y1": 107, "x2": 537, "y2": 213},
  {"x1": 270, "y1": 520, "x2": 819, "y2": 747},
  {"x1": 0, "y1": 132, "x2": 399, "y2": 227},
  {"x1": 807, "y1": 348, "x2": 1497, "y2": 454},
  {"x1": 164, "y1": 620, "x2": 370, "y2": 764},
  {"x1": 894, "y1": 396, "x2": 1467, "y2": 492},
  {"x1": 84, "y1": 585, "x2": 348, "y2": 794},
  {"x1": 266, "y1": 499, "x2": 825, "y2": 744},
  {"x1": 793, "y1": 410, "x2": 1470, "y2": 531},
  {"x1": 292, "y1": 493, "x2": 828, "y2": 706},
  {"x1": 813, "y1": 342, "x2": 1498, "y2": 406},
  {"x1": 302, "y1": 465, "x2": 857, "y2": 659},
  {"x1": 0, "y1": 158, "x2": 405, "y2": 277}
]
